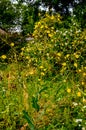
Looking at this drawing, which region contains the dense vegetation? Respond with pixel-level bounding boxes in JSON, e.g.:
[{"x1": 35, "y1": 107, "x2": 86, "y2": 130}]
[{"x1": 0, "y1": 0, "x2": 86, "y2": 130}]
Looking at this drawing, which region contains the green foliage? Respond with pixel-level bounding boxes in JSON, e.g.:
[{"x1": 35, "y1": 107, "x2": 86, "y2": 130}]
[
  {"x1": 21, "y1": 4, "x2": 39, "y2": 35},
  {"x1": 32, "y1": 96, "x2": 40, "y2": 112},
  {"x1": 33, "y1": 13, "x2": 61, "y2": 40},
  {"x1": 21, "y1": 13, "x2": 86, "y2": 129},
  {"x1": 32, "y1": 87, "x2": 48, "y2": 112},
  {"x1": 0, "y1": 0, "x2": 19, "y2": 30},
  {"x1": 0, "y1": 13, "x2": 86, "y2": 130},
  {"x1": 23, "y1": 110, "x2": 35, "y2": 130},
  {"x1": 23, "y1": 13, "x2": 86, "y2": 79},
  {"x1": 73, "y1": 2, "x2": 86, "y2": 28}
]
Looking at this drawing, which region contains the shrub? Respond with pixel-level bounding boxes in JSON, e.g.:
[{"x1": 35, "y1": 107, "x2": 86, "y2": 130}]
[
  {"x1": 21, "y1": 13, "x2": 86, "y2": 129},
  {"x1": 0, "y1": 13, "x2": 86, "y2": 129}
]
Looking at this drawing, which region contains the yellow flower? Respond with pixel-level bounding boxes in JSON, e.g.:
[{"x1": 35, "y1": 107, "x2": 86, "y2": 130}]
[
  {"x1": 26, "y1": 56, "x2": 29, "y2": 59},
  {"x1": 20, "y1": 52, "x2": 23, "y2": 56},
  {"x1": 57, "y1": 18, "x2": 60, "y2": 22},
  {"x1": 40, "y1": 25, "x2": 44, "y2": 29},
  {"x1": 81, "y1": 81, "x2": 85, "y2": 85},
  {"x1": 41, "y1": 72, "x2": 45, "y2": 76},
  {"x1": 78, "y1": 69, "x2": 82, "y2": 72},
  {"x1": 29, "y1": 68, "x2": 35, "y2": 75},
  {"x1": 21, "y1": 47, "x2": 24, "y2": 51},
  {"x1": 26, "y1": 48, "x2": 29, "y2": 51},
  {"x1": 83, "y1": 72, "x2": 86, "y2": 76},
  {"x1": 57, "y1": 52, "x2": 61, "y2": 57},
  {"x1": 74, "y1": 63, "x2": 78, "y2": 68},
  {"x1": 66, "y1": 54, "x2": 70, "y2": 58},
  {"x1": 39, "y1": 66, "x2": 44, "y2": 69},
  {"x1": 48, "y1": 33, "x2": 53, "y2": 37},
  {"x1": 63, "y1": 79, "x2": 66, "y2": 82},
  {"x1": 67, "y1": 88, "x2": 71, "y2": 93},
  {"x1": 47, "y1": 30, "x2": 50, "y2": 34},
  {"x1": 10, "y1": 42, "x2": 14, "y2": 47},
  {"x1": 77, "y1": 92, "x2": 81, "y2": 97},
  {"x1": 62, "y1": 62, "x2": 66, "y2": 66},
  {"x1": 38, "y1": 79, "x2": 41, "y2": 81},
  {"x1": 57, "y1": 14, "x2": 61, "y2": 18},
  {"x1": 75, "y1": 54, "x2": 79, "y2": 59},
  {"x1": 51, "y1": 15, "x2": 54, "y2": 20},
  {"x1": 83, "y1": 98, "x2": 86, "y2": 103},
  {"x1": 44, "y1": 68, "x2": 46, "y2": 71},
  {"x1": 29, "y1": 71, "x2": 34, "y2": 75},
  {"x1": 1, "y1": 55, "x2": 7, "y2": 59},
  {"x1": 46, "y1": 108, "x2": 53, "y2": 113},
  {"x1": 51, "y1": 27, "x2": 54, "y2": 30},
  {"x1": 38, "y1": 13, "x2": 41, "y2": 16},
  {"x1": 45, "y1": 25, "x2": 48, "y2": 29}
]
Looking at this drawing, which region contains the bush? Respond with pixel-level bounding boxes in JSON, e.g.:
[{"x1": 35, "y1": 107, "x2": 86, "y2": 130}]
[
  {"x1": 21, "y1": 13, "x2": 86, "y2": 129},
  {"x1": 0, "y1": 13, "x2": 86, "y2": 129}
]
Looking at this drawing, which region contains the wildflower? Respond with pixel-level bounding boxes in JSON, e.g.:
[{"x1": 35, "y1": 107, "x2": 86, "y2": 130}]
[
  {"x1": 75, "y1": 54, "x2": 79, "y2": 59},
  {"x1": 81, "y1": 81, "x2": 85, "y2": 85},
  {"x1": 41, "y1": 72, "x2": 45, "y2": 76},
  {"x1": 57, "y1": 52, "x2": 61, "y2": 57},
  {"x1": 74, "y1": 63, "x2": 78, "y2": 68},
  {"x1": 38, "y1": 21, "x2": 41, "y2": 25},
  {"x1": 40, "y1": 25, "x2": 44, "y2": 29},
  {"x1": 38, "y1": 79, "x2": 41, "y2": 81},
  {"x1": 83, "y1": 72, "x2": 86, "y2": 76},
  {"x1": 51, "y1": 15, "x2": 54, "y2": 20},
  {"x1": 48, "y1": 33, "x2": 53, "y2": 37},
  {"x1": 82, "y1": 127, "x2": 85, "y2": 130},
  {"x1": 26, "y1": 56, "x2": 29, "y2": 59},
  {"x1": 44, "y1": 68, "x2": 46, "y2": 71},
  {"x1": 45, "y1": 25, "x2": 48, "y2": 29},
  {"x1": 47, "y1": 30, "x2": 50, "y2": 34},
  {"x1": 21, "y1": 47, "x2": 24, "y2": 51},
  {"x1": 83, "y1": 98, "x2": 86, "y2": 103},
  {"x1": 83, "y1": 106, "x2": 86, "y2": 108},
  {"x1": 39, "y1": 66, "x2": 44, "y2": 69},
  {"x1": 20, "y1": 52, "x2": 23, "y2": 56},
  {"x1": 57, "y1": 18, "x2": 60, "y2": 22},
  {"x1": 57, "y1": 14, "x2": 61, "y2": 18},
  {"x1": 77, "y1": 92, "x2": 81, "y2": 97},
  {"x1": 66, "y1": 54, "x2": 70, "y2": 58},
  {"x1": 10, "y1": 42, "x2": 14, "y2": 47},
  {"x1": 46, "y1": 108, "x2": 52, "y2": 113},
  {"x1": 29, "y1": 69, "x2": 35, "y2": 75},
  {"x1": 78, "y1": 69, "x2": 82, "y2": 72},
  {"x1": 62, "y1": 62, "x2": 66, "y2": 66},
  {"x1": 63, "y1": 79, "x2": 66, "y2": 82},
  {"x1": 38, "y1": 13, "x2": 41, "y2": 16},
  {"x1": 75, "y1": 119, "x2": 82, "y2": 123},
  {"x1": 1, "y1": 55, "x2": 7, "y2": 59},
  {"x1": 72, "y1": 102, "x2": 78, "y2": 106},
  {"x1": 51, "y1": 27, "x2": 54, "y2": 30},
  {"x1": 67, "y1": 88, "x2": 71, "y2": 93},
  {"x1": 26, "y1": 48, "x2": 29, "y2": 51},
  {"x1": 29, "y1": 71, "x2": 34, "y2": 75}
]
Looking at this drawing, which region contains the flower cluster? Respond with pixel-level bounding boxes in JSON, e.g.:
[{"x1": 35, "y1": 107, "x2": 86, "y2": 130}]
[{"x1": 33, "y1": 13, "x2": 61, "y2": 40}]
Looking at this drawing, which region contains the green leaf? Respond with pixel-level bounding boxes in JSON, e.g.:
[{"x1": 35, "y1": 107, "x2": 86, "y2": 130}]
[
  {"x1": 38, "y1": 86, "x2": 48, "y2": 94},
  {"x1": 32, "y1": 96, "x2": 40, "y2": 112},
  {"x1": 31, "y1": 87, "x2": 48, "y2": 112},
  {"x1": 22, "y1": 110, "x2": 35, "y2": 130}
]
